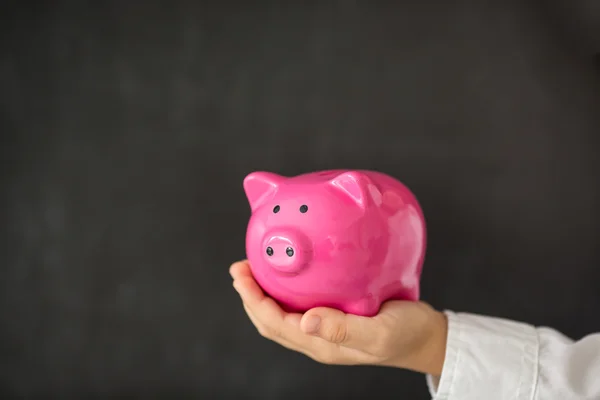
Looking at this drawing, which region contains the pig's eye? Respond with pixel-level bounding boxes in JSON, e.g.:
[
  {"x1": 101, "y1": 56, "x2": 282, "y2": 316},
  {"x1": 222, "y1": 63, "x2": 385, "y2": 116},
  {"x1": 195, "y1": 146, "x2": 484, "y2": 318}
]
[
  {"x1": 273, "y1": 205, "x2": 280, "y2": 213},
  {"x1": 299, "y1": 204, "x2": 308, "y2": 213}
]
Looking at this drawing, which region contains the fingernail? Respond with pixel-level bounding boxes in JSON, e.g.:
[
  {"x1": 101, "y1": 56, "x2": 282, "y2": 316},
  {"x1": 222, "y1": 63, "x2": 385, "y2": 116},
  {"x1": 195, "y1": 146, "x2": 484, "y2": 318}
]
[{"x1": 303, "y1": 316, "x2": 321, "y2": 334}]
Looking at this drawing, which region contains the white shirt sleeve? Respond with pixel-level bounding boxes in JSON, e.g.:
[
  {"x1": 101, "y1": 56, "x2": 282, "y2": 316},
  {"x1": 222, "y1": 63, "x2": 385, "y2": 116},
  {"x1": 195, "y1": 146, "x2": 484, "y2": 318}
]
[{"x1": 426, "y1": 311, "x2": 600, "y2": 400}]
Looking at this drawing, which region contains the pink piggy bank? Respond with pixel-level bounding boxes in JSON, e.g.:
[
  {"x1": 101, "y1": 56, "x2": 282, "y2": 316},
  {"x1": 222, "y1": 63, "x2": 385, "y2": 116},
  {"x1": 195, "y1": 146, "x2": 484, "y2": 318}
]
[{"x1": 243, "y1": 169, "x2": 426, "y2": 317}]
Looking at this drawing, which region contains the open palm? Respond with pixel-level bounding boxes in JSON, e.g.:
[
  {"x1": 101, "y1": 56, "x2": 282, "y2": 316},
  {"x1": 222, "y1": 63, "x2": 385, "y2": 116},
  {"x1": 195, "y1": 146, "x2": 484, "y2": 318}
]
[{"x1": 230, "y1": 260, "x2": 447, "y2": 375}]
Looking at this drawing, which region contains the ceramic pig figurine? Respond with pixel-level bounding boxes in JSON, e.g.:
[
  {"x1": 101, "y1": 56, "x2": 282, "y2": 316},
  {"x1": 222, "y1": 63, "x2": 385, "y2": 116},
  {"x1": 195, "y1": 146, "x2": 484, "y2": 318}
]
[{"x1": 243, "y1": 169, "x2": 426, "y2": 317}]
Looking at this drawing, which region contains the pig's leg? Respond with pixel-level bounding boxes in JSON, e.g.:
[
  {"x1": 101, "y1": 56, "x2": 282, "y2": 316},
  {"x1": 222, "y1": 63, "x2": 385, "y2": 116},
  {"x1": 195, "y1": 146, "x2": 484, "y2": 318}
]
[{"x1": 345, "y1": 297, "x2": 379, "y2": 317}]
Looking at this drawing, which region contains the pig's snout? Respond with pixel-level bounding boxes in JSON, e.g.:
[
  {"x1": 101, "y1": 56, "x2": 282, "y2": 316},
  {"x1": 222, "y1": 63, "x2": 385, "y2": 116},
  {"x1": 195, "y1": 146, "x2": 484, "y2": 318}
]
[{"x1": 263, "y1": 230, "x2": 312, "y2": 273}]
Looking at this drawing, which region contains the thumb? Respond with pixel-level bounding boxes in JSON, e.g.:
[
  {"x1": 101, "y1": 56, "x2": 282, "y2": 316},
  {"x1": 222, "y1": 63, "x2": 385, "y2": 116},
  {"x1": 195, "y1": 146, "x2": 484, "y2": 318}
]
[{"x1": 300, "y1": 307, "x2": 374, "y2": 348}]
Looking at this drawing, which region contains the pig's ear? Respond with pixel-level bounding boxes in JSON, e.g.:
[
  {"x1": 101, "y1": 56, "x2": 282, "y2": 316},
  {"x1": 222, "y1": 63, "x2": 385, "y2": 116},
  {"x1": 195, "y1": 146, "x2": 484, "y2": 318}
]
[
  {"x1": 329, "y1": 171, "x2": 380, "y2": 209},
  {"x1": 243, "y1": 172, "x2": 285, "y2": 211}
]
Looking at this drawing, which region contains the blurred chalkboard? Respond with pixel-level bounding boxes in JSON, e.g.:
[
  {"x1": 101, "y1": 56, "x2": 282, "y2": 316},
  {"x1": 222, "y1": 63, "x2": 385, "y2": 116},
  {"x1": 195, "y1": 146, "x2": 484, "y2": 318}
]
[{"x1": 1, "y1": 1, "x2": 599, "y2": 399}]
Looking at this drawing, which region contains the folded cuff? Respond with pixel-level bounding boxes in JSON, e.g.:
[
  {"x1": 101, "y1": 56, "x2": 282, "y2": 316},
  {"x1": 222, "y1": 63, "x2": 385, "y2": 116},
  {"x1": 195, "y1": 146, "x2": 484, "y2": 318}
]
[{"x1": 426, "y1": 311, "x2": 539, "y2": 400}]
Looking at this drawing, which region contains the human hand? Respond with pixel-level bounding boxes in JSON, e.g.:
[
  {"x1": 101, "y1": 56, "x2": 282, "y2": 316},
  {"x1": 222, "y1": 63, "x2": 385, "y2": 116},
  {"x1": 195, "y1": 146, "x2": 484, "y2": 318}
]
[{"x1": 230, "y1": 260, "x2": 448, "y2": 376}]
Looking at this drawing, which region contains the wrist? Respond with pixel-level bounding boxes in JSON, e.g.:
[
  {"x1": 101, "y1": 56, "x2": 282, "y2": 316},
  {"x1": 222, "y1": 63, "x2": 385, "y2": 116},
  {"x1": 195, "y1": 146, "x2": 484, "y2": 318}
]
[
  {"x1": 388, "y1": 308, "x2": 448, "y2": 376},
  {"x1": 416, "y1": 309, "x2": 448, "y2": 376}
]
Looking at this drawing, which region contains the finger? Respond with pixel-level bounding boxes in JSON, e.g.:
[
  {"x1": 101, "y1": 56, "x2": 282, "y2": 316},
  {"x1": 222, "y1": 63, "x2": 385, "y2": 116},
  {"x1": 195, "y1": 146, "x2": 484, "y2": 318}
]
[
  {"x1": 238, "y1": 293, "x2": 360, "y2": 365},
  {"x1": 232, "y1": 269, "x2": 328, "y2": 352},
  {"x1": 242, "y1": 303, "x2": 347, "y2": 365},
  {"x1": 229, "y1": 260, "x2": 251, "y2": 280},
  {"x1": 241, "y1": 301, "x2": 325, "y2": 362},
  {"x1": 242, "y1": 303, "x2": 305, "y2": 353},
  {"x1": 300, "y1": 307, "x2": 384, "y2": 352},
  {"x1": 243, "y1": 303, "x2": 299, "y2": 340},
  {"x1": 233, "y1": 276, "x2": 300, "y2": 337},
  {"x1": 233, "y1": 274, "x2": 274, "y2": 312},
  {"x1": 230, "y1": 261, "x2": 301, "y2": 328},
  {"x1": 243, "y1": 302, "x2": 270, "y2": 337}
]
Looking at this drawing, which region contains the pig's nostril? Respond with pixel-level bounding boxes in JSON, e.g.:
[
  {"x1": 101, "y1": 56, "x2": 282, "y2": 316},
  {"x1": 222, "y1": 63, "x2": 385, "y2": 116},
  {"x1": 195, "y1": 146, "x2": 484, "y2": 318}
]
[
  {"x1": 266, "y1": 247, "x2": 274, "y2": 256},
  {"x1": 286, "y1": 247, "x2": 294, "y2": 257}
]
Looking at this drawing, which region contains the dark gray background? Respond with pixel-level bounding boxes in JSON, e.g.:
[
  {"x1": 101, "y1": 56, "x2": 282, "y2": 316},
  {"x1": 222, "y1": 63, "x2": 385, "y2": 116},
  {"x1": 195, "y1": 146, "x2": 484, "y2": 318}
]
[{"x1": 1, "y1": 1, "x2": 599, "y2": 399}]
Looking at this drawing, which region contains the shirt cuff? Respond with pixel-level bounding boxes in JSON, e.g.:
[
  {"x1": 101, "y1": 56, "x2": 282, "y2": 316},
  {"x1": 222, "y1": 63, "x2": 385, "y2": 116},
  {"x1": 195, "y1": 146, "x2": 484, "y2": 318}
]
[{"x1": 426, "y1": 311, "x2": 540, "y2": 400}]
